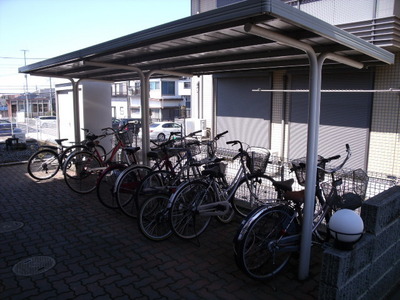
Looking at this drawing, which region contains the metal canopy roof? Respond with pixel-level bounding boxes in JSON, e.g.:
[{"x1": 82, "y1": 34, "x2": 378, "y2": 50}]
[{"x1": 19, "y1": 0, "x2": 394, "y2": 81}]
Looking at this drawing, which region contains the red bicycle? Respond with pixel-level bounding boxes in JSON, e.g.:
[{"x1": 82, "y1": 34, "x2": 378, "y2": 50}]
[{"x1": 62, "y1": 124, "x2": 139, "y2": 194}]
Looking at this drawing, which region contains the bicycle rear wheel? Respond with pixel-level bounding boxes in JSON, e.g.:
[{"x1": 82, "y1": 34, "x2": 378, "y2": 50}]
[
  {"x1": 169, "y1": 180, "x2": 214, "y2": 239},
  {"x1": 138, "y1": 194, "x2": 173, "y2": 241},
  {"x1": 63, "y1": 151, "x2": 103, "y2": 194},
  {"x1": 96, "y1": 164, "x2": 126, "y2": 209},
  {"x1": 114, "y1": 165, "x2": 152, "y2": 218},
  {"x1": 59, "y1": 145, "x2": 88, "y2": 166},
  {"x1": 232, "y1": 174, "x2": 278, "y2": 218},
  {"x1": 27, "y1": 149, "x2": 60, "y2": 180},
  {"x1": 234, "y1": 205, "x2": 299, "y2": 280},
  {"x1": 135, "y1": 170, "x2": 177, "y2": 211}
]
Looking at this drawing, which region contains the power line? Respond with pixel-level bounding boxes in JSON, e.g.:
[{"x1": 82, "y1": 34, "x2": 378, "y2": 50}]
[{"x1": 0, "y1": 56, "x2": 48, "y2": 60}]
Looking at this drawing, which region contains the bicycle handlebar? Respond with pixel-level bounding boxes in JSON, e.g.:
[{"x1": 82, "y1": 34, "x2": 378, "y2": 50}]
[
  {"x1": 325, "y1": 144, "x2": 351, "y2": 173},
  {"x1": 187, "y1": 130, "x2": 202, "y2": 137},
  {"x1": 316, "y1": 144, "x2": 351, "y2": 174},
  {"x1": 215, "y1": 130, "x2": 228, "y2": 140}
]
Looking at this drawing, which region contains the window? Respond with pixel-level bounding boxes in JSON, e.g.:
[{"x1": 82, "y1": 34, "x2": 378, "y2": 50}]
[
  {"x1": 162, "y1": 81, "x2": 175, "y2": 96},
  {"x1": 134, "y1": 81, "x2": 141, "y2": 95},
  {"x1": 150, "y1": 81, "x2": 160, "y2": 90}
]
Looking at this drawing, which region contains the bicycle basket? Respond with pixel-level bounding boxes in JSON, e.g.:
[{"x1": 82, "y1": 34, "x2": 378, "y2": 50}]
[
  {"x1": 290, "y1": 155, "x2": 326, "y2": 186},
  {"x1": 246, "y1": 147, "x2": 270, "y2": 174},
  {"x1": 117, "y1": 131, "x2": 133, "y2": 145},
  {"x1": 321, "y1": 168, "x2": 369, "y2": 210},
  {"x1": 187, "y1": 141, "x2": 201, "y2": 157}
]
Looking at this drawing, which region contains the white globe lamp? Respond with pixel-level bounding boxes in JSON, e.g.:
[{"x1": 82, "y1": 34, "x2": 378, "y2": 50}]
[{"x1": 329, "y1": 209, "x2": 364, "y2": 250}]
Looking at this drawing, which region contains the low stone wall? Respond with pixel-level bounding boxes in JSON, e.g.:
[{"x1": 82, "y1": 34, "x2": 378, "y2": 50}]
[{"x1": 319, "y1": 186, "x2": 400, "y2": 299}]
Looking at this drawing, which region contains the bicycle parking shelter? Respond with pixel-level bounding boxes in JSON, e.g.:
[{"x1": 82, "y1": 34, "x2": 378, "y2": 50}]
[{"x1": 20, "y1": 0, "x2": 394, "y2": 280}]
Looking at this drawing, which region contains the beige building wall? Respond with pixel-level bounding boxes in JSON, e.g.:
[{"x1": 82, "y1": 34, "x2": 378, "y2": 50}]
[{"x1": 368, "y1": 54, "x2": 400, "y2": 177}]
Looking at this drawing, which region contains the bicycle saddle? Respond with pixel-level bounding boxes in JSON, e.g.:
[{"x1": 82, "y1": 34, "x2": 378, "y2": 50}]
[
  {"x1": 124, "y1": 147, "x2": 141, "y2": 154},
  {"x1": 273, "y1": 178, "x2": 294, "y2": 192}
]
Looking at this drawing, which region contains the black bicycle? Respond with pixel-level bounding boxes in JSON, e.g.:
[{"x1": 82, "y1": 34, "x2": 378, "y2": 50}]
[
  {"x1": 27, "y1": 129, "x2": 105, "y2": 180},
  {"x1": 233, "y1": 144, "x2": 369, "y2": 280}
]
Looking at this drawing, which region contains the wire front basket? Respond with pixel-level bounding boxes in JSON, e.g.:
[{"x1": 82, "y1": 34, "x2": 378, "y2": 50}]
[
  {"x1": 246, "y1": 147, "x2": 270, "y2": 175},
  {"x1": 171, "y1": 138, "x2": 201, "y2": 157},
  {"x1": 187, "y1": 141, "x2": 201, "y2": 157},
  {"x1": 321, "y1": 168, "x2": 369, "y2": 210},
  {"x1": 290, "y1": 155, "x2": 326, "y2": 186},
  {"x1": 117, "y1": 131, "x2": 133, "y2": 145}
]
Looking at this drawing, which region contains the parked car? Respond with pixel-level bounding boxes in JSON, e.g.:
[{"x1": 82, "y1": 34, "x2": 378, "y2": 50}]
[
  {"x1": 140, "y1": 121, "x2": 182, "y2": 141},
  {"x1": 112, "y1": 118, "x2": 120, "y2": 130},
  {"x1": 38, "y1": 116, "x2": 56, "y2": 127},
  {"x1": 0, "y1": 119, "x2": 16, "y2": 136},
  {"x1": 119, "y1": 118, "x2": 141, "y2": 134}
]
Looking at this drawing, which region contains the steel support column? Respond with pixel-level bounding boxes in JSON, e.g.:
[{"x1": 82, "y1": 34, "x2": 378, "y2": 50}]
[
  {"x1": 244, "y1": 23, "x2": 363, "y2": 280},
  {"x1": 70, "y1": 79, "x2": 81, "y2": 144}
]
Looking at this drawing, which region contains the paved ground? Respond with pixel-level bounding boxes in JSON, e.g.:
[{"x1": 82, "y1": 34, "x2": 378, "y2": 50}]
[{"x1": 0, "y1": 162, "x2": 327, "y2": 300}]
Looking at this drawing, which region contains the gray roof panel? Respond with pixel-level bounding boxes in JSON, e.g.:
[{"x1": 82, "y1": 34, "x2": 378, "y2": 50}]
[{"x1": 19, "y1": 0, "x2": 394, "y2": 81}]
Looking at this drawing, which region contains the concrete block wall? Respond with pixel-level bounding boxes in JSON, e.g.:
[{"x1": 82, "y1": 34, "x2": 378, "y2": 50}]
[{"x1": 319, "y1": 186, "x2": 400, "y2": 300}]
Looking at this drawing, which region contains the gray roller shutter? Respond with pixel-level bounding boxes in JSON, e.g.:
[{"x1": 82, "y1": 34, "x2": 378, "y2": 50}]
[
  {"x1": 288, "y1": 69, "x2": 374, "y2": 170},
  {"x1": 216, "y1": 75, "x2": 272, "y2": 148}
]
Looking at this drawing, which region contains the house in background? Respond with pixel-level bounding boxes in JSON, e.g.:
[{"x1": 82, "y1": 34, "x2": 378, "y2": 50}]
[
  {"x1": 1, "y1": 89, "x2": 55, "y2": 120},
  {"x1": 191, "y1": 0, "x2": 400, "y2": 178},
  {"x1": 111, "y1": 77, "x2": 191, "y2": 122}
]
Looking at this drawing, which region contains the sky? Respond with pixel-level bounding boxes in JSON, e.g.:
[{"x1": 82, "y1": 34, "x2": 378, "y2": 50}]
[{"x1": 0, "y1": 0, "x2": 191, "y2": 94}]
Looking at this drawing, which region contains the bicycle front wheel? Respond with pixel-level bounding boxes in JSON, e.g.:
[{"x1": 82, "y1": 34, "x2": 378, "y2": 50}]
[
  {"x1": 27, "y1": 149, "x2": 60, "y2": 180},
  {"x1": 232, "y1": 174, "x2": 278, "y2": 218},
  {"x1": 114, "y1": 165, "x2": 152, "y2": 218},
  {"x1": 63, "y1": 151, "x2": 103, "y2": 194},
  {"x1": 138, "y1": 194, "x2": 173, "y2": 241},
  {"x1": 234, "y1": 206, "x2": 299, "y2": 280},
  {"x1": 169, "y1": 180, "x2": 214, "y2": 239},
  {"x1": 96, "y1": 164, "x2": 126, "y2": 209}
]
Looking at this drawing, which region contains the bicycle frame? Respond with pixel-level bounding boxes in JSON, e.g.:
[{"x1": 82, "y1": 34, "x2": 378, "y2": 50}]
[
  {"x1": 185, "y1": 145, "x2": 262, "y2": 217},
  {"x1": 239, "y1": 145, "x2": 352, "y2": 254}
]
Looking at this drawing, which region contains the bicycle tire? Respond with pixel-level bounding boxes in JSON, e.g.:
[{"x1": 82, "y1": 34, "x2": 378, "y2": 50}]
[
  {"x1": 63, "y1": 150, "x2": 103, "y2": 194},
  {"x1": 231, "y1": 174, "x2": 279, "y2": 218},
  {"x1": 27, "y1": 149, "x2": 60, "y2": 180},
  {"x1": 96, "y1": 164, "x2": 127, "y2": 209},
  {"x1": 135, "y1": 170, "x2": 177, "y2": 211},
  {"x1": 114, "y1": 165, "x2": 152, "y2": 218},
  {"x1": 169, "y1": 180, "x2": 214, "y2": 239},
  {"x1": 138, "y1": 194, "x2": 173, "y2": 241},
  {"x1": 59, "y1": 145, "x2": 88, "y2": 166},
  {"x1": 234, "y1": 205, "x2": 299, "y2": 280},
  {"x1": 94, "y1": 144, "x2": 106, "y2": 161}
]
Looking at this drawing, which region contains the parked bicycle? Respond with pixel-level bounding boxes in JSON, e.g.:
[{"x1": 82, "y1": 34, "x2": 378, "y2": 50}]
[
  {"x1": 233, "y1": 144, "x2": 369, "y2": 280},
  {"x1": 159, "y1": 139, "x2": 272, "y2": 240},
  {"x1": 137, "y1": 131, "x2": 228, "y2": 241},
  {"x1": 96, "y1": 146, "x2": 142, "y2": 208},
  {"x1": 62, "y1": 124, "x2": 138, "y2": 194},
  {"x1": 115, "y1": 130, "x2": 204, "y2": 218},
  {"x1": 27, "y1": 129, "x2": 105, "y2": 180}
]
